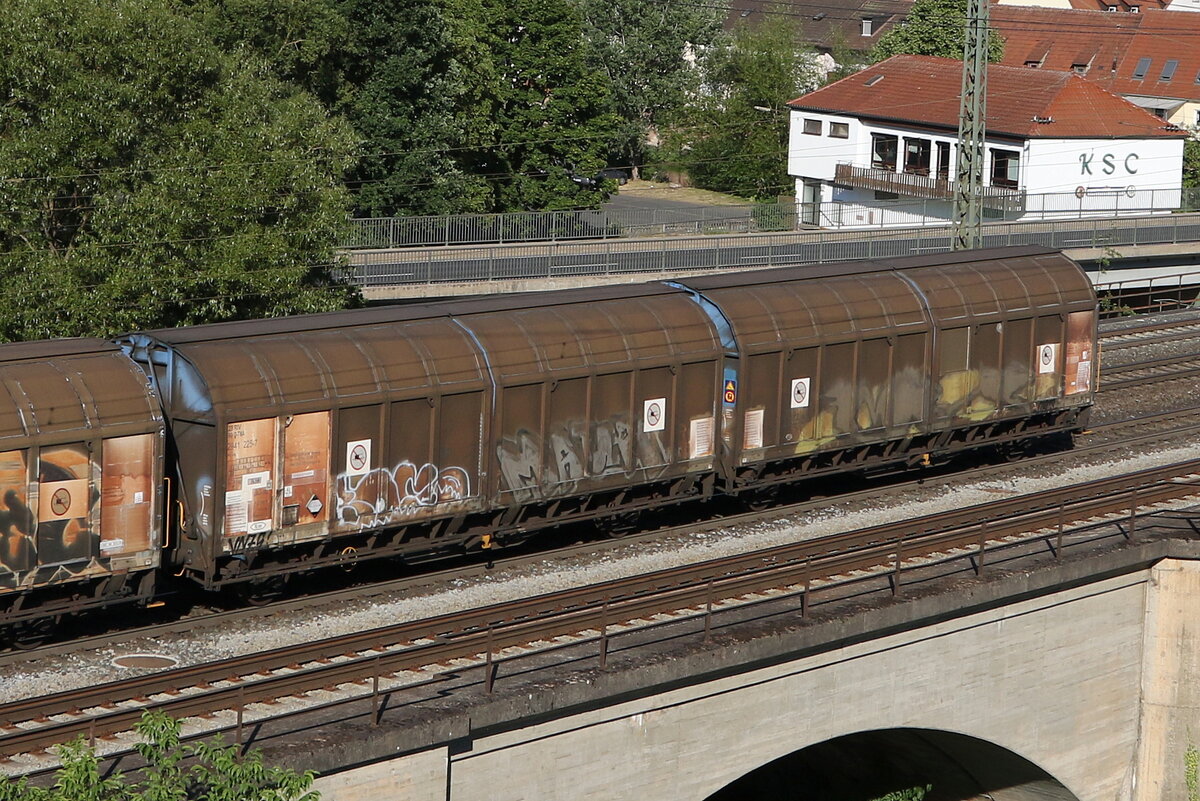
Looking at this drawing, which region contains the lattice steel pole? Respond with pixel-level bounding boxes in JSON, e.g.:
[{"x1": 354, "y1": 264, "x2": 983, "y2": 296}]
[{"x1": 953, "y1": 0, "x2": 989, "y2": 250}]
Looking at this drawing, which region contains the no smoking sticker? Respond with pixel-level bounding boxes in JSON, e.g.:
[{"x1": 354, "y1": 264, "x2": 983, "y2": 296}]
[
  {"x1": 643, "y1": 398, "x2": 666, "y2": 432},
  {"x1": 38, "y1": 478, "x2": 88, "y2": 522},
  {"x1": 790, "y1": 377, "x2": 811, "y2": 409},
  {"x1": 1038, "y1": 343, "x2": 1059, "y2": 374},
  {"x1": 345, "y1": 439, "x2": 372, "y2": 476},
  {"x1": 50, "y1": 488, "x2": 71, "y2": 516}
]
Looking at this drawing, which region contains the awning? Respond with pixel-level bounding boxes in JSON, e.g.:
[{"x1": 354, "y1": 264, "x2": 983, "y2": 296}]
[{"x1": 1123, "y1": 95, "x2": 1184, "y2": 112}]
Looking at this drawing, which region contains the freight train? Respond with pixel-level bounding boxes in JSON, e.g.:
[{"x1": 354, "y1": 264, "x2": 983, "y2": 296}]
[{"x1": 0, "y1": 246, "x2": 1098, "y2": 645}]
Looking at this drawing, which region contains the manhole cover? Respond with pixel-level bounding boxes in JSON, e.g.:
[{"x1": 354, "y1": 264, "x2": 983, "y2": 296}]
[{"x1": 111, "y1": 653, "x2": 178, "y2": 669}]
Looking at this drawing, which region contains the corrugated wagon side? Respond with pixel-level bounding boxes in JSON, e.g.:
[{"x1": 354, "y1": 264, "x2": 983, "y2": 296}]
[
  {"x1": 0, "y1": 339, "x2": 164, "y2": 641},
  {"x1": 678, "y1": 246, "x2": 1096, "y2": 492}
]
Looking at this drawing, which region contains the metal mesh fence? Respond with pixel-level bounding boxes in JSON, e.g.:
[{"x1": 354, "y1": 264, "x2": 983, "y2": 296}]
[{"x1": 343, "y1": 187, "x2": 1200, "y2": 249}]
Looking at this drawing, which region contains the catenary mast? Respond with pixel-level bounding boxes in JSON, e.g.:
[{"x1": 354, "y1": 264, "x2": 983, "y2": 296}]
[{"x1": 953, "y1": 0, "x2": 989, "y2": 250}]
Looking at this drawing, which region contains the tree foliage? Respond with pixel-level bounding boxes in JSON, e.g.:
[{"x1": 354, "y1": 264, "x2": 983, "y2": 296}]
[
  {"x1": 871, "y1": 0, "x2": 1004, "y2": 63},
  {"x1": 0, "y1": 0, "x2": 358, "y2": 342},
  {"x1": 670, "y1": 17, "x2": 821, "y2": 200},
  {"x1": 577, "y1": 0, "x2": 726, "y2": 176},
  {"x1": 336, "y1": 0, "x2": 497, "y2": 216},
  {"x1": 1185, "y1": 133, "x2": 1200, "y2": 190},
  {"x1": 471, "y1": 0, "x2": 621, "y2": 212},
  {"x1": 0, "y1": 712, "x2": 318, "y2": 800}
]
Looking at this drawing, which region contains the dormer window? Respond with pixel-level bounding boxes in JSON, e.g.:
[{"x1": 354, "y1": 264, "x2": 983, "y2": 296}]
[
  {"x1": 1130, "y1": 5, "x2": 1139, "y2": 11},
  {"x1": 861, "y1": 17, "x2": 874, "y2": 36},
  {"x1": 1073, "y1": 63, "x2": 1088, "y2": 74},
  {"x1": 1106, "y1": 5, "x2": 1118, "y2": 9}
]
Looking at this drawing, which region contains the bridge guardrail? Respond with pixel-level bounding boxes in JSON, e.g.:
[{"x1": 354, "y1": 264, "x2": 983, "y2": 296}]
[{"x1": 343, "y1": 211, "x2": 1200, "y2": 288}]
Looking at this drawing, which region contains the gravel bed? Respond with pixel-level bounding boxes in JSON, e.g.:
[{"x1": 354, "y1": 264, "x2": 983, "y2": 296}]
[{"x1": 1, "y1": 315, "x2": 1198, "y2": 714}]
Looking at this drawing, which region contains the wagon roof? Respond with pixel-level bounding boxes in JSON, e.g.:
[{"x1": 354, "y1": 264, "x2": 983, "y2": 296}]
[
  {"x1": 135, "y1": 282, "x2": 686, "y2": 345},
  {"x1": 0, "y1": 339, "x2": 159, "y2": 442}
]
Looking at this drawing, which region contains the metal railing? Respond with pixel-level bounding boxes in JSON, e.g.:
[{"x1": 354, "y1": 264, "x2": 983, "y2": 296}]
[
  {"x1": 344, "y1": 210, "x2": 1200, "y2": 288},
  {"x1": 833, "y1": 163, "x2": 1025, "y2": 210},
  {"x1": 343, "y1": 187, "x2": 1200, "y2": 249}
]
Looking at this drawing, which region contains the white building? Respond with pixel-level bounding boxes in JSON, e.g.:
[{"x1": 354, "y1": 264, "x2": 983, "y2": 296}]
[{"x1": 786, "y1": 55, "x2": 1188, "y2": 229}]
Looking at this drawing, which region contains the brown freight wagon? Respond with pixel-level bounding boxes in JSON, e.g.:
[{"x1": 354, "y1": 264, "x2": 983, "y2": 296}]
[
  {"x1": 680, "y1": 247, "x2": 1097, "y2": 495},
  {"x1": 119, "y1": 283, "x2": 728, "y2": 590},
  {"x1": 0, "y1": 339, "x2": 164, "y2": 641},
  {"x1": 118, "y1": 245, "x2": 1095, "y2": 593}
]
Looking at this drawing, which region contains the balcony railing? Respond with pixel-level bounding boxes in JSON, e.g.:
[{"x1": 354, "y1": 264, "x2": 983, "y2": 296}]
[{"x1": 835, "y1": 163, "x2": 1025, "y2": 211}]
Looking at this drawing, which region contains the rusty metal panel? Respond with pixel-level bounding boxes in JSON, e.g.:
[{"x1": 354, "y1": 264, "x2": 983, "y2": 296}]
[
  {"x1": 1065, "y1": 311, "x2": 1096, "y2": 396},
  {"x1": 281, "y1": 411, "x2": 331, "y2": 528},
  {"x1": 176, "y1": 318, "x2": 488, "y2": 420},
  {"x1": 224, "y1": 418, "x2": 277, "y2": 538},
  {"x1": 685, "y1": 272, "x2": 926, "y2": 353},
  {"x1": 905, "y1": 251, "x2": 1095, "y2": 326},
  {"x1": 0, "y1": 450, "x2": 33, "y2": 579},
  {"x1": 0, "y1": 340, "x2": 163, "y2": 597},
  {"x1": 457, "y1": 293, "x2": 720, "y2": 380},
  {"x1": 1001, "y1": 318, "x2": 1035, "y2": 409},
  {"x1": 37, "y1": 442, "x2": 94, "y2": 565},
  {"x1": 100, "y1": 434, "x2": 156, "y2": 557}
]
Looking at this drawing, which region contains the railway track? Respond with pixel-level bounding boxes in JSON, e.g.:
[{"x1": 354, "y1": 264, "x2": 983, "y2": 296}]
[
  {"x1": 3, "y1": 456, "x2": 1198, "y2": 761},
  {"x1": 5, "y1": 393, "x2": 1199, "y2": 673},
  {"x1": 3, "y1": 317, "x2": 1200, "y2": 766},
  {"x1": 0, "y1": 314, "x2": 1186, "y2": 664},
  {"x1": 1099, "y1": 353, "x2": 1200, "y2": 390},
  {"x1": 1100, "y1": 316, "x2": 1200, "y2": 351}
]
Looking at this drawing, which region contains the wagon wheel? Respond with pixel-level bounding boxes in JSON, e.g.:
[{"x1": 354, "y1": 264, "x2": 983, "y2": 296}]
[
  {"x1": 239, "y1": 575, "x2": 289, "y2": 607},
  {"x1": 601, "y1": 510, "x2": 643, "y2": 539},
  {"x1": 8, "y1": 616, "x2": 58, "y2": 650},
  {"x1": 744, "y1": 486, "x2": 781, "y2": 512}
]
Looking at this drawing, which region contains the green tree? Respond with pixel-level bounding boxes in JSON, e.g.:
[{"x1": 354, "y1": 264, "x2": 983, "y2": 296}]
[
  {"x1": 576, "y1": 0, "x2": 726, "y2": 178},
  {"x1": 184, "y1": 0, "x2": 348, "y2": 102},
  {"x1": 335, "y1": 0, "x2": 497, "y2": 217},
  {"x1": 671, "y1": 16, "x2": 821, "y2": 199},
  {"x1": 1184, "y1": 134, "x2": 1200, "y2": 191},
  {"x1": 871, "y1": 0, "x2": 1004, "y2": 63},
  {"x1": 0, "y1": 0, "x2": 357, "y2": 342},
  {"x1": 468, "y1": 0, "x2": 621, "y2": 211},
  {"x1": 0, "y1": 712, "x2": 318, "y2": 800}
]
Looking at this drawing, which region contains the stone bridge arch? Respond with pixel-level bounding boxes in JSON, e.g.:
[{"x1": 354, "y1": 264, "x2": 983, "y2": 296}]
[{"x1": 703, "y1": 728, "x2": 1080, "y2": 801}]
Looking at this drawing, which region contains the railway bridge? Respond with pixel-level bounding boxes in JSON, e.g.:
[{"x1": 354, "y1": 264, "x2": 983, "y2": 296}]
[{"x1": 275, "y1": 522, "x2": 1200, "y2": 801}]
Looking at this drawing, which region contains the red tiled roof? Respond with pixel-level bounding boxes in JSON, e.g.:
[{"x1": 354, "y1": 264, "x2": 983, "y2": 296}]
[
  {"x1": 787, "y1": 54, "x2": 1187, "y2": 138},
  {"x1": 992, "y1": 6, "x2": 1200, "y2": 101},
  {"x1": 991, "y1": 6, "x2": 1138, "y2": 88},
  {"x1": 1108, "y1": 10, "x2": 1200, "y2": 98}
]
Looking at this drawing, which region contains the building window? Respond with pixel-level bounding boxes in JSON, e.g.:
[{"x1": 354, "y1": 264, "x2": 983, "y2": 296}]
[
  {"x1": 1132, "y1": 56, "x2": 1151, "y2": 79},
  {"x1": 1106, "y1": 4, "x2": 1118, "y2": 9},
  {"x1": 871, "y1": 133, "x2": 898, "y2": 171},
  {"x1": 874, "y1": 190, "x2": 899, "y2": 200},
  {"x1": 1151, "y1": 107, "x2": 1167, "y2": 119},
  {"x1": 1072, "y1": 62, "x2": 1089, "y2": 75},
  {"x1": 861, "y1": 17, "x2": 874, "y2": 36},
  {"x1": 990, "y1": 149, "x2": 1020, "y2": 189},
  {"x1": 1160, "y1": 59, "x2": 1179, "y2": 81},
  {"x1": 803, "y1": 118, "x2": 822, "y2": 136},
  {"x1": 830, "y1": 122, "x2": 849, "y2": 138},
  {"x1": 903, "y1": 138, "x2": 932, "y2": 176},
  {"x1": 936, "y1": 141, "x2": 951, "y2": 180},
  {"x1": 1130, "y1": 4, "x2": 1139, "y2": 11}
]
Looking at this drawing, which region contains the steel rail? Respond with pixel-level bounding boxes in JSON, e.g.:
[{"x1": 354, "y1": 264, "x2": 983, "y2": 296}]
[{"x1": 3, "y1": 457, "x2": 1198, "y2": 757}]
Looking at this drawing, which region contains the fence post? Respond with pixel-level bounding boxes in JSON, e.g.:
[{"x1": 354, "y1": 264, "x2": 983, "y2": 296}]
[
  {"x1": 485, "y1": 625, "x2": 495, "y2": 694},
  {"x1": 600, "y1": 597, "x2": 609, "y2": 669},
  {"x1": 372, "y1": 657, "x2": 381, "y2": 726},
  {"x1": 704, "y1": 578, "x2": 713, "y2": 643}
]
